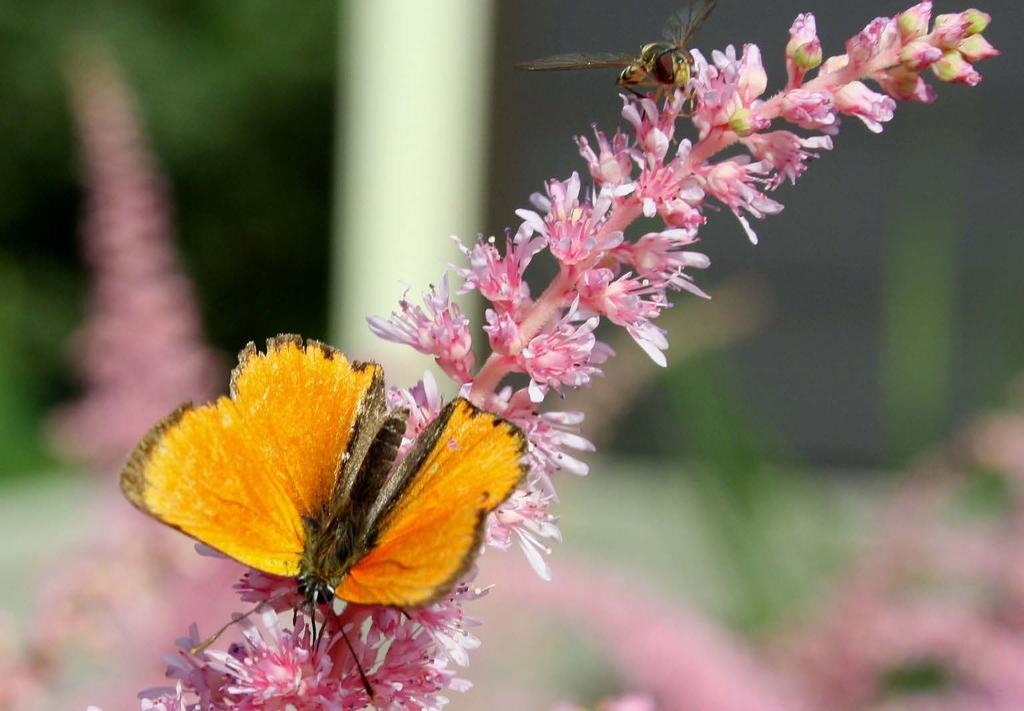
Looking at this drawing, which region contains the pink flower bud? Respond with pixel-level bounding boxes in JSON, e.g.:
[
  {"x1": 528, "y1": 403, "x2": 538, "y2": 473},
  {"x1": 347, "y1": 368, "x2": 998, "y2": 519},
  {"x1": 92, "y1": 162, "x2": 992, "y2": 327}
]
[
  {"x1": 875, "y1": 67, "x2": 938, "y2": 103},
  {"x1": 958, "y1": 34, "x2": 999, "y2": 63},
  {"x1": 963, "y1": 8, "x2": 992, "y2": 35},
  {"x1": 898, "y1": 2, "x2": 932, "y2": 41},
  {"x1": 728, "y1": 107, "x2": 769, "y2": 137},
  {"x1": 736, "y1": 44, "x2": 768, "y2": 104},
  {"x1": 780, "y1": 89, "x2": 837, "y2": 131},
  {"x1": 785, "y1": 13, "x2": 822, "y2": 87},
  {"x1": 933, "y1": 12, "x2": 974, "y2": 48},
  {"x1": 931, "y1": 50, "x2": 981, "y2": 85},
  {"x1": 900, "y1": 40, "x2": 943, "y2": 71},
  {"x1": 846, "y1": 17, "x2": 899, "y2": 68},
  {"x1": 834, "y1": 81, "x2": 897, "y2": 133}
]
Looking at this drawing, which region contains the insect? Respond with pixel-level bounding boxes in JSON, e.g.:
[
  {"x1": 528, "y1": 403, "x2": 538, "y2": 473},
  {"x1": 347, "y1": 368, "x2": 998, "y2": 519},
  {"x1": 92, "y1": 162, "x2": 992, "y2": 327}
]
[
  {"x1": 515, "y1": 0, "x2": 718, "y2": 102},
  {"x1": 120, "y1": 335, "x2": 526, "y2": 678}
]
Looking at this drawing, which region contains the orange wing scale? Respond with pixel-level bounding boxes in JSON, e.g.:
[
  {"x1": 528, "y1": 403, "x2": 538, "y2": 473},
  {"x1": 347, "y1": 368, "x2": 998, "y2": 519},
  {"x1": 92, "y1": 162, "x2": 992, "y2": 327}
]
[
  {"x1": 336, "y1": 400, "x2": 527, "y2": 607},
  {"x1": 120, "y1": 337, "x2": 381, "y2": 576}
]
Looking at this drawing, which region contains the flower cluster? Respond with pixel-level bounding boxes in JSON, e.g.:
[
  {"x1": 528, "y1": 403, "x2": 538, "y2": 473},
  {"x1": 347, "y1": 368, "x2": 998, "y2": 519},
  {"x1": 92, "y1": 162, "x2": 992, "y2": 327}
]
[
  {"x1": 136, "y1": 3, "x2": 996, "y2": 708},
  {"x1": 373, "y1": 0, "x2": 998, "y2": 584},
  {"x1": 141, "y1": 573, "x2": 485, "y2": 710}
]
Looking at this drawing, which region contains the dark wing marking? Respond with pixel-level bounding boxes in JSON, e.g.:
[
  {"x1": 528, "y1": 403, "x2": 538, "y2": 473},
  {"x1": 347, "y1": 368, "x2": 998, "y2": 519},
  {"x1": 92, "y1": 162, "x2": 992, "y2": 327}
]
[{"x1": 516, "y1": 52, "x2": 636, "y2": 72}]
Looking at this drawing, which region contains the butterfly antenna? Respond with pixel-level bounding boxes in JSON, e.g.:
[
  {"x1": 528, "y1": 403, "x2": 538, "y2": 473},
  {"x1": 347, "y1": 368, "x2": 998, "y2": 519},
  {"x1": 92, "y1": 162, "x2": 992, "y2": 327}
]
[
  {"x1": 327, "y1": 605, "x2": 374, "y2": 700},
  {"x1": 189, "y1": 591, "x2": 288, "y2": 654}
]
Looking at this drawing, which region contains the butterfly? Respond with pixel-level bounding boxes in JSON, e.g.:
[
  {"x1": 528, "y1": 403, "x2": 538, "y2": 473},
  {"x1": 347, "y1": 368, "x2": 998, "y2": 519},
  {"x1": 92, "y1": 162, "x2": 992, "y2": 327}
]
[{"x1": 120, "y1": 334, "x2": 527, "y2": 611}]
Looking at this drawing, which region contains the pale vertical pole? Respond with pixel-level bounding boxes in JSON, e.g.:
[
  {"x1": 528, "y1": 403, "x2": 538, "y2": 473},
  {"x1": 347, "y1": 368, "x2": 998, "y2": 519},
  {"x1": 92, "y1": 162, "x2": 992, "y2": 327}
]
[{"x1": 331, "y1": 0, "x2": 494, "y2": 385}]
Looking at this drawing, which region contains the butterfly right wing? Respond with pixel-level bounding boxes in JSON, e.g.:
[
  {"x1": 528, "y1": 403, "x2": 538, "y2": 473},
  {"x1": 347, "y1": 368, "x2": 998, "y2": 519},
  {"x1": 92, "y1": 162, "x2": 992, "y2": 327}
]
[
  {"x1": 335, "y1": 399, "x2": 527, "y2": 607},
  {"x1": 515, "y1": 52, "x2": 636, "y2": 72}
]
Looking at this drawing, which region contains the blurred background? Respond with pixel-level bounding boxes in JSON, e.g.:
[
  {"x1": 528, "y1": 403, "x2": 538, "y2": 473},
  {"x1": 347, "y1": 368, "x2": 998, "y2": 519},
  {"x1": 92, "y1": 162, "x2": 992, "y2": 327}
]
[{"x1": 1, "y1": 0, "x2": 1022, "y2": 709}]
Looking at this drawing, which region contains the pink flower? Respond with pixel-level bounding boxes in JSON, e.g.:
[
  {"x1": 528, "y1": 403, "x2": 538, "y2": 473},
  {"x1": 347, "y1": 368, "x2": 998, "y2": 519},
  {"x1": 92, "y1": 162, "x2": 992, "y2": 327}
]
[
  {"x1": 834, "y1": 81, "x2": 897, "y2": 133},
  {"x1": 743, "y1": 131, "x2": 833, "y2": 188},
  {"x1": 846, "y1": 17, "x2": 901, "y2": 68},
  {"x1": 697, "y1": 158, "x2": 784, "y2": 244},
  {"x1": 488, "y1": 485, "x2": 562, "y2": 580},
  {"x1": 495, "y1": 387, "x2": 594, "y2": 481},
  {"x1": 368, "y1": 275, "x2": 475, "y2": 382},
  {"x1": 614, "y1": 229, "x2": 710, "y2": 297},
  {"x1": 875, "y1": 66, "x2": 938, "y2": 103},
  {"x1": 407, "y1": 577, "x2": 489, "y2": 667},
  {"x1": 234, "y1": 570, "x2": 304, "y2": 613},
  {"x1": 577, "y1": 268, "x2": 671, "y2": 365},
  {"x1": 690, "y1": 45, "x2": 770, "y2": 140},
  {"x1": 786, "y1": 13, "x2": 822, "y2": 87},
  {"x1": 517, "y1": 172, "x2": 623, "y2": 266},
  {"x1": 779, "y1": 90, "x2": 837, "y2": 132},
  {"x1": 622, "y1": 92, "x2": 686, "y2": 165},
  {"x1": 520, "y1": 302, "x2": 602, "y2": 401},
  {"x1": 204, "y1": 609, "x2": 332, "y2": 702},
  {"x1": 483, "y1": 308, "x2": 521, "y2": 355},
  {"x1": 575, "y1": 127, "x2": 633, "y2": 187},
  {"x1": 899, "y1": 40, "x2": 943, "y2": 71},
  {"x1": 387, "y1": 370, "x2": 445, "y2": 449},
  {"x1": 453, "y1": 230, "x2": 543, "y2": 312}
]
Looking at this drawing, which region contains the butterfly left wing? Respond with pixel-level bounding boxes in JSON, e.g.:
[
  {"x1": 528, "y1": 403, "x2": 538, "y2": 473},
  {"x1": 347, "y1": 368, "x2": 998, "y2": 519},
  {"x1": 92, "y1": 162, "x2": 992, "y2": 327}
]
[
  {"x1": 120, "y1": 335, "x2": 386, "y2": 577},
  {"x1": 335, "y1": 398, "x2": 527, "y2": 607}
]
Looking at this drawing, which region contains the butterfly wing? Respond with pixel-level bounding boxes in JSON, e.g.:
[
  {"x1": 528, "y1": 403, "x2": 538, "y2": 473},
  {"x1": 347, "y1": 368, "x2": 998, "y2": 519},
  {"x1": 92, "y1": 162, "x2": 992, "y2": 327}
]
[
  {"x1": 335, "y1": 398, "x2": 527, "y2": 607},
  {"x1": 120, "y1": 335, "x2": 386, "y2": 577}
]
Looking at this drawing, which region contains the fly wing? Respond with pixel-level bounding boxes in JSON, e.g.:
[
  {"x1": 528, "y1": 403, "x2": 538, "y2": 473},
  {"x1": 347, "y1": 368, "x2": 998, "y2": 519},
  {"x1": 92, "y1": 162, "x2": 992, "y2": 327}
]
[
  {"x1": 516, "y1": 52, "x2": 636, "y2": 71},
  {"x1": 334, "y1": 399, "x2": 527, "y2": 607},
  {"x1": 120, "y1": 335, "x2": 385, "y2": 577},
  {"x1": 663, "y1": 0, "x2": 718, "y2": 47}
]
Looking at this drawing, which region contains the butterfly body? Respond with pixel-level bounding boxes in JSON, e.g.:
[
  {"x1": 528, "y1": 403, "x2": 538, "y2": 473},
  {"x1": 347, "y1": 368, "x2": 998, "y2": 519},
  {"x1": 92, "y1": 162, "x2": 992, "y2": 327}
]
[{"x1": 121, "y1": 335, "x2": 527, "y2": 609}]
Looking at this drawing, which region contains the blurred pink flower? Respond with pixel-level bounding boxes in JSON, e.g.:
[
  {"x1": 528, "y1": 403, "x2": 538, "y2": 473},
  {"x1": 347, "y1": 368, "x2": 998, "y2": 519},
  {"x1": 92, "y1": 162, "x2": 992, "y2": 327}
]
[{"x1": 49, "y1": 51, "x2": 222, "y2": 472}]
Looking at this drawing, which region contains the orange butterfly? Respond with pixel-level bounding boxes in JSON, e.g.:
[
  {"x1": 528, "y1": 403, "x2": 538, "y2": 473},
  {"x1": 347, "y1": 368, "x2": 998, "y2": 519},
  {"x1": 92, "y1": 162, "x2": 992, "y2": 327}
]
[{"x1": 120, "y1": 334, "x2": 527, "y2": 609}]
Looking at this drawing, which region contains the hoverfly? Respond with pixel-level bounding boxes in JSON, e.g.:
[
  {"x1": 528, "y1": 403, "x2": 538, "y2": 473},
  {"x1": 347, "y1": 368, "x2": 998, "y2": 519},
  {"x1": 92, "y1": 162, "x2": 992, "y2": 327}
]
[{"x1": 515, "y1": 0, "x2": 718, "y2": 104}]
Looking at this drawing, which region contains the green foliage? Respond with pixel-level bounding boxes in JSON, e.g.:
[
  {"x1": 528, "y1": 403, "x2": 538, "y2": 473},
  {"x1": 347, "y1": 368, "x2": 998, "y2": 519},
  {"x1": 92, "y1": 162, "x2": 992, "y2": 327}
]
[
  {"x1": 881, "y1": 658, "x2": 952, "y2": 696},
  {"x1": 0, "y1": 1, "x2": 337, "y2": 477}
]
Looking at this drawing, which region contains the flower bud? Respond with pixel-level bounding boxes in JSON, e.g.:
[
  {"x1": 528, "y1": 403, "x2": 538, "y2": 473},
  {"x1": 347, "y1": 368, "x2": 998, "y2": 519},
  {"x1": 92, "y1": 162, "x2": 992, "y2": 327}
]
[
  {"x1": 933, "y1": 13, "x2": 972, "y2": 48},
  {"x1": 963, "y1": 9, "x2": 991, "y2": 35},
  {"x1": 728, "y1": 108, "x2": 756, "y2": 137},
  {"x1": 900, "y1": 40, "x2": 943, "y2": 71},
  {"x1": 931, "y1": 50, "x2": 981, "y2": 85},
  {"x1": 898, "y1": 2, "x2": 932, "y2": 41},
  {"x1": 958, "y1": 34, "x2": 999, "y2": 62},
  {"x1": 785, "y1": 13, "x2": 821, "y2": 86}
]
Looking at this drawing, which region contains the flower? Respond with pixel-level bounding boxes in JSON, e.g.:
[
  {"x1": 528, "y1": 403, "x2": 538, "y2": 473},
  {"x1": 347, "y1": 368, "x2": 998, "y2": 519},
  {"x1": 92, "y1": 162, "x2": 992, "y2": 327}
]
[
  {"x1": 520, "y1": 302, "x2": 602, "y2": 401},
  {"x1": 834, "y1": 81, "x2": 897, "y2": 133},
  {"x1": 387, "y1": 370, "x2": 445, "y2": 450},
  {"x1": 779, "y1": 89, "x2": 837, "y2": 131},
  {"x1": 690, "y1": 45, "x2": 770, "y2": 140},
  {"x1": 517, "y1": 172, "x2": 623, "y2": 266},
  {"x1": 614, "y1": 228, "x2": 710, "y2": 297},
  {"x1": 488, "y1": 486, "x2": 562, "y2": 580},
  {"x1": 575, "y1": 127, "x2": 633, "y2": 187},
  {"x1": 743, "y1": 130, "x2": 833, "y2": 188},
  {"x1": 697, "y1": 158, "x2": 783, "y2": 244},
  {"x1": 368, "y1": 275, "x2": 475, "y2": 382},
  {"x1": 786, "y1": 13, "x2": 823, "y2": 87},
  {"x1": 453, "y1": 230, "x2": 544, "y2": 313}
]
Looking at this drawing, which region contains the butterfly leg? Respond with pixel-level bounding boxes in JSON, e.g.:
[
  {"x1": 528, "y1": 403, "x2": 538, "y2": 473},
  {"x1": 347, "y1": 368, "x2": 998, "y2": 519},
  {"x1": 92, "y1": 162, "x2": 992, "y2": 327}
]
[{"x1": 329, "y1": 605, "x2": 375, "y2": 700}]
